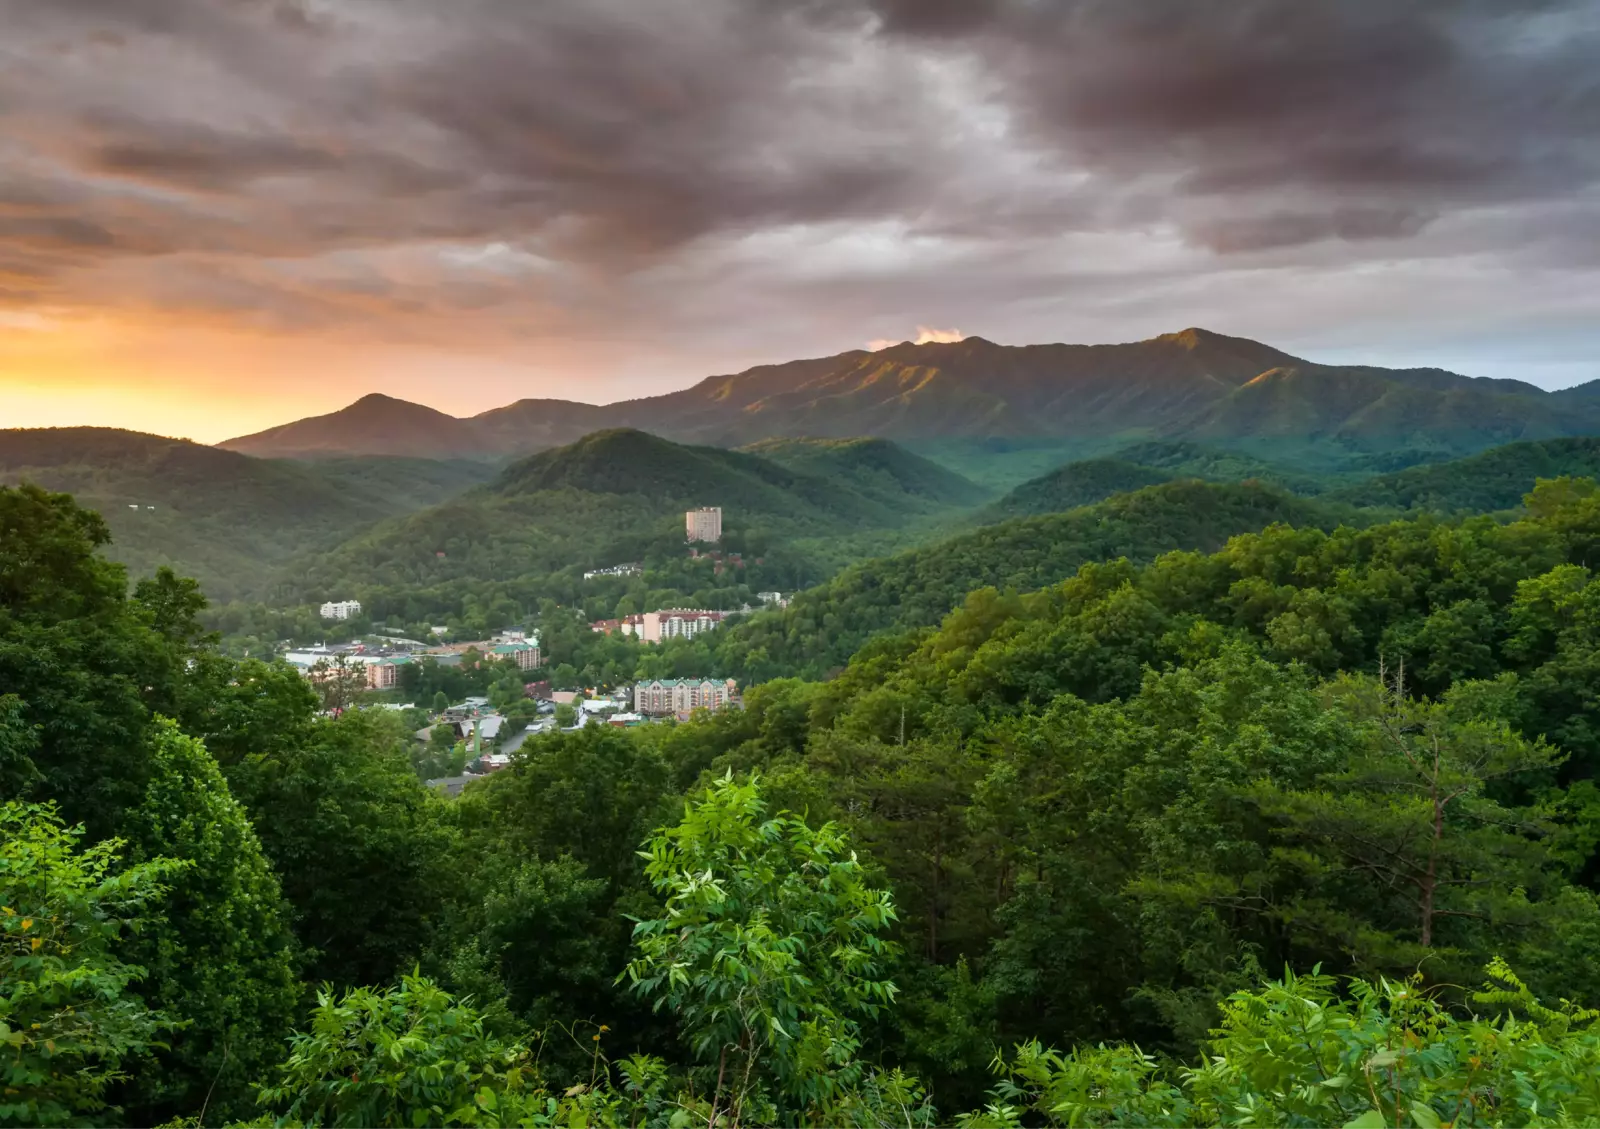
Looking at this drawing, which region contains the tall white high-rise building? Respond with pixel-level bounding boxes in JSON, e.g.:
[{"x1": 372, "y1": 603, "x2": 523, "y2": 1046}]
[
  {"x1": 319, "y1": 599, "x2": 362, "y2": 620},
  {"x1": 685, "y1": 506, "x2": 722, "y2": 543}
]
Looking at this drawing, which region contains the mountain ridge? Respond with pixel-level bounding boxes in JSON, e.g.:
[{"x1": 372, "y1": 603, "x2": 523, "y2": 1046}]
[{"x1": 0, "y1": 426, "x2": 493, "y2": 600}]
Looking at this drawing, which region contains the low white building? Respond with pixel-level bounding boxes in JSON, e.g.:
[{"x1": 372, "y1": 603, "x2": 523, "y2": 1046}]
[
  {"x1": 320, "y1": 599, "x2": 362, "y2": 620},
  {"x1": 583, "y1": 563, "x2": 643, "y2": 580}
]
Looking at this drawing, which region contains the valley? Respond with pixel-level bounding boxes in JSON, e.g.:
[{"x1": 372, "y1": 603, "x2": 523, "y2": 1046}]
[{"x1": 12, "y1": 333, "x2": 1600, "y2": 1127}]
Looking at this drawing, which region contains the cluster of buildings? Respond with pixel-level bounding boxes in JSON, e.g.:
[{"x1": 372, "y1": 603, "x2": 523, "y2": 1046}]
[
  {"x1": 589, "y1": 594, "x2": 788, "y2": 641},
  {"x1": 589, "y1": 608, "x2": 732, "y2": 642},
  {"x1": 283, "y1": 629, "x2": 541, "y2": 689},
  {"x1": 427, "y1": 675, "x2": 742, "y2": 797},
  {"x1": 320, "y1": 599, "x2": 362, "y2": 620},
  {"x1": 686, "y1": 547, "x2": 763, "y2": 574},
  {"x1": 583, "y1": 562, "x2": 642, "y2": 580}
]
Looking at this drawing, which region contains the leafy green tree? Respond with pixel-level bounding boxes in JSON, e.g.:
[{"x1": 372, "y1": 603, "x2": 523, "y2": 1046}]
[
  {"x1": 437, "y1": 855, "x2": 611, "y2": 1033},
  {"x1": 0, "y1": 801, "x2": 181, "y2": 1128},
  {"x1": 251, "y1": 975, "x2": 546, "y2": 1128},
  {"x1": 0, "y1": 485, "x2": 159, "y2": 838},
  {"x1": 223, "y1": 709, "x2": 457, "y2": 989},
  {"x1": 623, "y1": 773, "x2": 902, "y2": 1124},
  {"x1": 433, "y1": 691, "x2": 450, "y2": 713},
  {"x1": 0, "y1": 694, "x2": 40, "y2": 798},
  {"x1": 1253, "y1": 667, "x2": 1568, "y2": 979},
  {"x1": 116, "y1": 720, "x2": 303, "y2": 1124},
  {"x1": 172, "y1": 657, "x2": 321, "y2": 770},
  {"x1": 308, "y1": 654, "x2": 366, "y2": 715},
  {"x1": 808, "y1": 732, "x2": 984, "y2": 964}
]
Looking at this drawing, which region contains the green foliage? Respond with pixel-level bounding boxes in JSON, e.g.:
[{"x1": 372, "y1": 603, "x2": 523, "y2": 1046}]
[
  {"x1": 251, "y1": 975, "x2": 546, "y2": 1128},
  {"x1": 117, "y1": 721, "x2": 303, "y2": 1123},
  {"x1": 711, "y1": 479, "x2": 1331, "y2": 679},
  {"x1": 436, "y1": 724, "x2": 675, "y2": 1042},
  {"x1": 0, "y1": 484, "x2": 158, "y2": 838},
  {"x1": 22, "y1": 444, "x2": 1600, "y2": 1125},
  {"x1": 1329, "y1": 436, "x2": 1600, "y2": 513},
  {"x1": 0, "y1": 694, "x2": 39, "y2": 797},
  {"x1": 1249, "y1": 671, "x2": 1567, "y2": 977},
  {"x1": 982, "y1": 458, "x2": 1176, "y2": 518},
  {"x1": 962, "y1": 961, "x2": 1600, "y2": 1128},
  {"x1": 0, "y1": 802, "x2": 181, "y2": 1128},
  {"x1": 0, "y1": 429, "x2": 491, "y2": 602},
  {"x1": 738, "y1": 437, "x2": 991, "y2": 509},
  {"x1": 220, "y1": 709, "x2": 458, "y2": 989},
  {"x1": 623, "y1": 773, "x2": 902, "y2": 1122}
]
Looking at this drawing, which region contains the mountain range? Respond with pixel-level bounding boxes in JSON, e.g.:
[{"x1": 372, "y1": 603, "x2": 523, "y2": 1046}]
[{"x1": 219, "y1": 328, "x2": 1600, "y2": 462}]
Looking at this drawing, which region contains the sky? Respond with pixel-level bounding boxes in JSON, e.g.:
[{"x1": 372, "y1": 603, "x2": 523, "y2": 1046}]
[{"x1": 3, "y1": 0, "x2": 1599, "y2": 443}]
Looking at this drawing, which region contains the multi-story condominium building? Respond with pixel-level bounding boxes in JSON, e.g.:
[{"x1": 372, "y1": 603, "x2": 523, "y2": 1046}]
[
  {"x1": 641, "y1": 608, "x2": 729, "y2": 643},
  {"x1": 583, "y1": 563, "x2": 643, "y2": 580},
  {"x1": 363, "y1": 655, "x2": 412, "y2": 690},
  {"x1": 685, "y1": 506, "x2": 722, "y2": 543},
  {"x1": 633, "y1": 677, "x2": 740, "y2": 717},
  {"x1": 320, "y1": 599, "x2": 362, "y2": 620},
  {"x1": 489, "y1": 641, "x2": 542, "y2": 670}
]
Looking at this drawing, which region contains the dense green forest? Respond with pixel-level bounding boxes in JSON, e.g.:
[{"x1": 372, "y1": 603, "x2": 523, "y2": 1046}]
[
  {"x1": 11, "y1": 465, "x2": 1600, "y2": 1126},
  {"x1": 1326, "y1": 436, "x2": 1600, "y2": 512},
  {"x1": 209, "y1": 430, "x2": 989, "y2": 649},
  {"x1": 0, "y1": 428, "x2": 496, "y2": 602},
  {"x1": 694, "y1": 479, "x2": 1332, "y2": 680}
]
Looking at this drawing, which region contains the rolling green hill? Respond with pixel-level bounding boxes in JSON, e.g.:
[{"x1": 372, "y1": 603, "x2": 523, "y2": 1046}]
[
  {"x1": 980, "y1": 441, "x2": 1354, "y2": 521},
  {"x1": 289, "y1": 456, "x2": 498, "y2": 511},
  {"x1": 738, "y1": 437, "x2": 991, "y2": 509},
  {"x1": 0, "y1": 428, "x2": 492, "y2": 601},
  {"x1": 494, "y1": 428, "x2": 944, "y2": 528},
  {"x1": 981, "y1": 459, "x2": 1175, "y2": 519},
  {"x1": 1107, "y1": 440, "x2": 1333, "y2": 487},
  {"x1": 270, "y1": 429, "x2": 989, "y2": 613},
  {"x1": 1324, "y1": 437, "x2": 1600, "y2": 513},
  {"x1": 704, "y1": 479, "x2": 1335, "y2": 679}
]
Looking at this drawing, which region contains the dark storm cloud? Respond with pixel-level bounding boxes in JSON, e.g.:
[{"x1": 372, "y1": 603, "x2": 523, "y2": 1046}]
[{"x1": 1, "y1": 0, "x2": 1598, "y2": 354}]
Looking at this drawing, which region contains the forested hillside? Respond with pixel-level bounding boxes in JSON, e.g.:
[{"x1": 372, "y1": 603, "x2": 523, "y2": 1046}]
[
  {"x1": 739, "y1": 436, "x2": 991, "y2": 509},
  {"x1": 1327, "y1": 436, "x2": 1600, "y2": 512},
  {"x1": 0, "y1": 428, "x2": 492, "y2": 602},
  {"x1": 253, "y1": 429, "x2": 988, "y2": 639},
  {"x1": 981, "y1": 458, "x2": 1175, "y2": 518},
  {"x1": 699, "y1": 479, "x2": 1331, "y2": 679},
  {"x1": 11, "y1": 472, "x2": 1600, "y2": 1126}
]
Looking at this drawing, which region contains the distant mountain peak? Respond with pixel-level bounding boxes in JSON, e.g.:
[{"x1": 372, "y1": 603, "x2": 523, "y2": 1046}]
[
  {"x1": 1160, "y1": 327, "x2": 1224, "y2": 348},
  {"x1": 220, "y1": 393, "x2": 477, "y2": 459}
]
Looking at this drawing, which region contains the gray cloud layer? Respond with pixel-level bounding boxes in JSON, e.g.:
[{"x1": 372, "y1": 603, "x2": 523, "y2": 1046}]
[{"x1": 3, "y1": 0, "x2": 1599, "y2": 388}]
